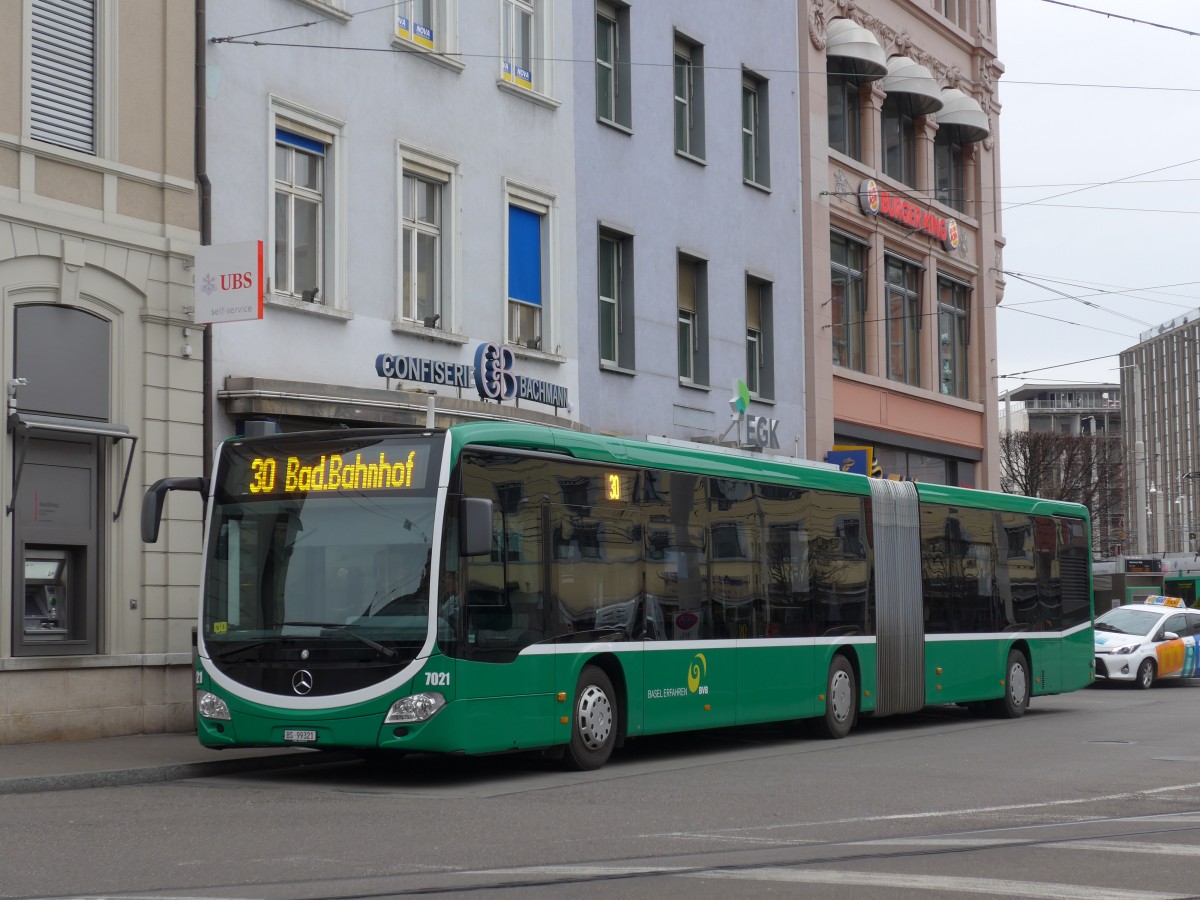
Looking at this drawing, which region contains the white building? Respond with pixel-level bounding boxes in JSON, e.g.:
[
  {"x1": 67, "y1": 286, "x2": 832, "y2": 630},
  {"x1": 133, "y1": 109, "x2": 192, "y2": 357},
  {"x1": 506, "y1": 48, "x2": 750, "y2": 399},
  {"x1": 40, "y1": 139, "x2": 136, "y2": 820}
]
[{"x1": 204, "y1": 1, "x2": 580, "y2": 438}]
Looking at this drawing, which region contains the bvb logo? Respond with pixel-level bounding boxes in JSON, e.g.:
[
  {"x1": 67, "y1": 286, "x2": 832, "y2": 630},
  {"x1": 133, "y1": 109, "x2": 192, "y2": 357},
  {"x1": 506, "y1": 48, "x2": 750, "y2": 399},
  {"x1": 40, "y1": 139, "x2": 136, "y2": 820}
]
[
  {"x1": 687, "y1": 653, "x2": 707, "y2": 693},
  {"x1": 473, "y1": 341, "x2": 517, "y2": 401}
]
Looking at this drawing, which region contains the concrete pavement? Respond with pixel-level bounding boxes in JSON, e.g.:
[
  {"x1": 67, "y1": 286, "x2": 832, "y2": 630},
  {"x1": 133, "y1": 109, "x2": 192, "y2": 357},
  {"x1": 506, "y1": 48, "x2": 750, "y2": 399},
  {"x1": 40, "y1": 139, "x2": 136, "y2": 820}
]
[{"x1": 0, "y1": 732, "x2": 359, "y2": 794}]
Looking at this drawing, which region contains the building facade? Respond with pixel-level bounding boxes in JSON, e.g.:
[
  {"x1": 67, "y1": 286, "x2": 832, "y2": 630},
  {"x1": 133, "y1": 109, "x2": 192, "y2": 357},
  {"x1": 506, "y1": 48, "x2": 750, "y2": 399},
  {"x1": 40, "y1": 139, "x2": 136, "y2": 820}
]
[
  {"x1": 1, "y1": 0, "x2": 1015, "y2": 743},
  {"x1": 800, "y1": 0, "x2": 1004, "y2": 487},
  {"x1": 999, "y1": 383, "x2": 1121, "y2": 436},
  {"x1": 573, "y1": 1, "x2": 805, "y2": 449},
  {"x1": 204, "y1": 0, "x2": 582, "y2": 442},
  {"x1": 0, "y1": 0, "x2": 202, "y2": 742},
  {"x1": 1122, "y1": 311, "x2": 1200, "y2": 557}
]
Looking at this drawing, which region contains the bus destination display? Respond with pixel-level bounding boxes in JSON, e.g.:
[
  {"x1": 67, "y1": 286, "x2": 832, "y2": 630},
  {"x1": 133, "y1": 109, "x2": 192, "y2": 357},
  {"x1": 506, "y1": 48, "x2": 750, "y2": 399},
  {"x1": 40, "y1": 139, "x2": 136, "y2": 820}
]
[{"x1": 241, "y1": 445, "x2": 431, "y2": 496}]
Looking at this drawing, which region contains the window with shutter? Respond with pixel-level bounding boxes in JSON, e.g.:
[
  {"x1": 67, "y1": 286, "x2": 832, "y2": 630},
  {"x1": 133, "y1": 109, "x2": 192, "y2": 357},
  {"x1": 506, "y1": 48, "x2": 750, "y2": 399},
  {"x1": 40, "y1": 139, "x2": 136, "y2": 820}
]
[{"x1": 30, "y1": 0, "x2": 97, "y2": 154}]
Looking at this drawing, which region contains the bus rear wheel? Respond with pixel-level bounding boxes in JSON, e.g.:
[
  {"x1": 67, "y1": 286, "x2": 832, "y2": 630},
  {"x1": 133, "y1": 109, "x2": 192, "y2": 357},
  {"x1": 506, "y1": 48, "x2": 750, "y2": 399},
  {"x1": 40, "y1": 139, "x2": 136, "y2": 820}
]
[
  {"x1": 815, "y1": 654, "x2": 857, "y2": 739},
  {"x1": 988, "y1": 649, "x2": 1030, "y2": 718},
  {"x1": 564, "y1": 665, "x2": 618, "y2": 770}
]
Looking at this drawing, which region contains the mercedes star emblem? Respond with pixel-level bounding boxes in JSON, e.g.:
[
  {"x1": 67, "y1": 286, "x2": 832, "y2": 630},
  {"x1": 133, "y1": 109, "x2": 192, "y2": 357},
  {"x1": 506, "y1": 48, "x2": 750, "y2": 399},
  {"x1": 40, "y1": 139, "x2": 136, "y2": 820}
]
[{"x1": 292, "y1": 669, "x2": 314, "y2": 695}]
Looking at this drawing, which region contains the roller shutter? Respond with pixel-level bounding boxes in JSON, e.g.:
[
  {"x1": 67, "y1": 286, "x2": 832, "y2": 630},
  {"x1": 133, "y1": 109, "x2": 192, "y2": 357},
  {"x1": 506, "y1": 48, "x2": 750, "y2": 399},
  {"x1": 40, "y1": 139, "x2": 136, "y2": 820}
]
[{"x1": 30, "y1": 0, "x2": 96, "y2": 154}]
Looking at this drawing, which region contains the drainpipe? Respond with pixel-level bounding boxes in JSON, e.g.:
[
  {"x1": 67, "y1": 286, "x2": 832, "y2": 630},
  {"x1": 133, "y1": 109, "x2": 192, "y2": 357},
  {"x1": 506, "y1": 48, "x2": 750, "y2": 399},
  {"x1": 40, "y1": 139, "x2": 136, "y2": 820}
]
[{"x1": 196, "y1": 0, "x2": 212, "y2": 483}]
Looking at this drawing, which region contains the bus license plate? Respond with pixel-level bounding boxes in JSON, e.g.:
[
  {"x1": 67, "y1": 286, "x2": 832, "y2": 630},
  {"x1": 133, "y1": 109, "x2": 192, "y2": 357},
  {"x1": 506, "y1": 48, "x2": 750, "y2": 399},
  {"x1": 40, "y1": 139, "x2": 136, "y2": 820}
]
[{"x1": 284, "y1": 729, "x2": 317, "y2": 743}]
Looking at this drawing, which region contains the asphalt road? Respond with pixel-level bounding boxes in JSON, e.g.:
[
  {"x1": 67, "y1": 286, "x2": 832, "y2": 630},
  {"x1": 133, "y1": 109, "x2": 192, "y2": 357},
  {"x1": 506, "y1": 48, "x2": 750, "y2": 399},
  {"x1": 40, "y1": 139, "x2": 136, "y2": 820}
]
[{"x1": 5, "y1": 680, "x2": 1200, "y2": 899}]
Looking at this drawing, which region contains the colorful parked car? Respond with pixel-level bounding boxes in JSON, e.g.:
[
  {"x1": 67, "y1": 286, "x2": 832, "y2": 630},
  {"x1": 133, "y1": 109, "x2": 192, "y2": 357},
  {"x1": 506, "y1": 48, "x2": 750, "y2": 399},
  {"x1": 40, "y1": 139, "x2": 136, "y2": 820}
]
[{"x1": 1094, "y1": 597, "x2": 1200, "y2": 689}]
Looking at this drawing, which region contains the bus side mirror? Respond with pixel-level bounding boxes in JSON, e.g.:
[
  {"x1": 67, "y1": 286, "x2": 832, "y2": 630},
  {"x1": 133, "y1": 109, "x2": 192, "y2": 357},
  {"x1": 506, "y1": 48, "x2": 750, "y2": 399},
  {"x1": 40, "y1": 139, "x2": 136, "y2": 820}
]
[
  {"x1": 460, "y1": 498, "x2": 493, "y2": 557},
  {"x1": 142, "y1": 477, "x2": 207, "y2": 543}
]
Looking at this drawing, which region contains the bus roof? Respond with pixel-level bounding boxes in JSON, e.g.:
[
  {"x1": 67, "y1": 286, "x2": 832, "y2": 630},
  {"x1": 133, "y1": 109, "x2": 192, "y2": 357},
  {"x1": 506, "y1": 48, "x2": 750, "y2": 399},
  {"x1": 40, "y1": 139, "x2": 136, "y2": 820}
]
[{"x1": 446, "y1": 421, "x2": 1090, "y2": 521}]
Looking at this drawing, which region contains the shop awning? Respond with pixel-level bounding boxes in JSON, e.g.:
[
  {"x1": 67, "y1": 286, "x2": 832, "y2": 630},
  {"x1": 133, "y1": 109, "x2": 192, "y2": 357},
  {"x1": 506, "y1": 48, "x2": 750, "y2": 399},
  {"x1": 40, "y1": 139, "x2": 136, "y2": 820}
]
[
  {"x1": 6, "y1": 412, "x2": 138, "y2": 521},
  {"x1": 826, "y1": 18, "x2": 887, "y2": 81},
  {"x1": 936, "y1": 88, "x2": 990, "y2": 143},
  {"x1": 882, "y1": 56, "x2": 944, "y2": 116}
]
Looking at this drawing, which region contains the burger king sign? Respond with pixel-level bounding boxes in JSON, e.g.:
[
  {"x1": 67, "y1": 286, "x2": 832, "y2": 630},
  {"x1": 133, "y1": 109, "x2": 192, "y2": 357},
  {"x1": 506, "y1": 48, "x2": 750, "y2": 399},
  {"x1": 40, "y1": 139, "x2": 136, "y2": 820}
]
[{"x1": 859, "y1": 178, "x2": 961, "y2": 252}]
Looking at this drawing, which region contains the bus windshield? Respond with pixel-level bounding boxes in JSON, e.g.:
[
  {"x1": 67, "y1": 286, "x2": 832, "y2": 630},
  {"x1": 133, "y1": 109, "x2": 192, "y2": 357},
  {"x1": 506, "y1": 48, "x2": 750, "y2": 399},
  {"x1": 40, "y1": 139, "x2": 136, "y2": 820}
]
[{"x1": 201, "y1": 433, "x2": 442, "y2": 665}]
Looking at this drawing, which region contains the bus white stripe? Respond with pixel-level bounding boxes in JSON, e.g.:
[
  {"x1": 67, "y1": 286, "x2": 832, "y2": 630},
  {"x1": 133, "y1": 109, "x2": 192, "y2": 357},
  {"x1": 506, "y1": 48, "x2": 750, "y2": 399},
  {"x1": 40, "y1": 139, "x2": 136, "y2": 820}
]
[
  {"x1": 518, "y1": 636, "x2": 878, "y2": 656},
  {"x1": 520, "y1": 623, "x2": 1090, "y2": 657}
]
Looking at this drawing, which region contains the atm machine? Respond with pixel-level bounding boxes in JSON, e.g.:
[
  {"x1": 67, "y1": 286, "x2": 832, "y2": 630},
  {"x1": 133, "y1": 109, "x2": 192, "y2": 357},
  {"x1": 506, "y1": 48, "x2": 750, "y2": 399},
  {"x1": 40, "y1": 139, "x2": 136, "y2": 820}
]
[{"x1": 23, "y1": 550, "x2": 70, "y2": 637}]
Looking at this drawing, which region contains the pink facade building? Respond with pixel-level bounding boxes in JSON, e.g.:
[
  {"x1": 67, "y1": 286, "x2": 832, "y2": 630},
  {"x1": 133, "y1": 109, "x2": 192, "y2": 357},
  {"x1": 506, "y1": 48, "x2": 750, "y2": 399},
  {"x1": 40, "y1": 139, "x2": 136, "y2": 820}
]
[{"x1": 801, "y1": 0, "x2": 1004, "y2": 488}]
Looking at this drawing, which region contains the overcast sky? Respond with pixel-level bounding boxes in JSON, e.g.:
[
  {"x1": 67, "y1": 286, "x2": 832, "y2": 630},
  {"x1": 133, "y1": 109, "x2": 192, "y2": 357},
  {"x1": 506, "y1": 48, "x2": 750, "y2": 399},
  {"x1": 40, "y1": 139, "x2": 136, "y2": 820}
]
[{"x1": 994, "y1": 0, "x2": 1200, "y2": 392}]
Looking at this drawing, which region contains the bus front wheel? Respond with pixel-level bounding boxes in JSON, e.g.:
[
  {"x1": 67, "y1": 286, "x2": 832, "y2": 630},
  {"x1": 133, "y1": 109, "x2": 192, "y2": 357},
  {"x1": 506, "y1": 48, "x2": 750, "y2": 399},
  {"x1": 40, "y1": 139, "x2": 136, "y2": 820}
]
[
  {"x1": 564, "y1": 665, "x2": 618, "y2": 770},
  {"x1": 815, "y1": 654, "x2": 857, "y2": 739}
]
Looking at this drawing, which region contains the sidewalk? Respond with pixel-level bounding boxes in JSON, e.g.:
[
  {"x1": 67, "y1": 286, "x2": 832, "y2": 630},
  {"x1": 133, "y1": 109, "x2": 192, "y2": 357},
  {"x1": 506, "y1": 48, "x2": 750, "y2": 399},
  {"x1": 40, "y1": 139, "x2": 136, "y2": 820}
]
[{"x1": 0, "y1": 732, "x2": 359, "y2": 795}]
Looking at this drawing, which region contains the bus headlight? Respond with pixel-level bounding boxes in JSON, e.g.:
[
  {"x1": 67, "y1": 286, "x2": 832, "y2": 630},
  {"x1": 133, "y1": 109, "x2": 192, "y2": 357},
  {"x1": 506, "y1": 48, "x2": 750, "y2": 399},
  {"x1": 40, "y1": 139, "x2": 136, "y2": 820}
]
[
  {"x1": 385, "y1": 692, "x2": 445, "y2": 724},
  {"x1": 197, "y1": 691, "x2": 231, "y2": 721}
]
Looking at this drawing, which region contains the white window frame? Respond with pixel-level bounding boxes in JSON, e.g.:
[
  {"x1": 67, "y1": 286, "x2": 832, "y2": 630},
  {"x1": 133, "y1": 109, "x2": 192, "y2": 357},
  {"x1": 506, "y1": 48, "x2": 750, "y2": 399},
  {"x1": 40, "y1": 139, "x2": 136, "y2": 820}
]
[
  {"x1": 599, "y1": 233, "x2": 620, "y2": 366},
  {"x1": 392, "y1": 0, "x2": 462, "y2": 71},
  {"x1": 746, "y1": 329, "x2": 760, "y2": 394},
  {"x1": 274, "y1": 132, "x2": 324, "y2": 302},
  {"x1": 598, "y1": 225, "x2": 634, "y2": 370},
  {"x1": 504, "y1": 179, "x2": 557, "y2": 352},
  {"x1": 267, "y1": 97, "x2": 348, "y2": 314},
  {"x1": 741, "y1": 69, "x2": 770, "y2": 189},
  {"x1": 741, "y1": 77, "x2": 759, "y2": 184},
  {"x1": 885, "y1": 254, "x2": 923, "y2": 387},
  {"x1": 830, "y1": 230, "x2": 868, "y2": 372},
  {"x1": 401, "y1": 172, "x2": 440, "y2": 323},
  {"x1": 678, "y1": 307, "x2": 696, "y2": 382},
  {"x1": 937, "y1": 275, "x2": 971, "y2": 399},
  {"x1": 677, "y1": 252, "x2": 707, "y2": 386},
  {"x1": 397, "y1": 145, "x2": 459, "y2": 332},
  {"x1": 746, "y1": 279, "x2": 762, "y2": 396},
  {"x1": 595, "y1": 1, "x2": 631, "y2": 129},
  {"x1": 673, "y1": 38, "x2": 698, "y2": 158},
  {"x1": 500, "y1": 0, "x2": 553, "y2": 99},
  {"x1": 746, "y1": 272, "x2": 774, "y2": 400},
  {"x1": 596, "y1": 3, "x2": 617, "y2": 123}
]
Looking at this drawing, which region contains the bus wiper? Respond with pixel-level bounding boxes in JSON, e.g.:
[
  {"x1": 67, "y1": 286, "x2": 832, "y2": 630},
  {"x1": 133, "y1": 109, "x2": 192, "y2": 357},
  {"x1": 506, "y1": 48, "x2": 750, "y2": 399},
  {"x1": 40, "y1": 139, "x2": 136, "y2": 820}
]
[
  {"x1": 212, "y1": 639, "x2": 280, "y2": 660},
  {"x1": 280, "y1": 621, "x2": 398, "y2": 659}
]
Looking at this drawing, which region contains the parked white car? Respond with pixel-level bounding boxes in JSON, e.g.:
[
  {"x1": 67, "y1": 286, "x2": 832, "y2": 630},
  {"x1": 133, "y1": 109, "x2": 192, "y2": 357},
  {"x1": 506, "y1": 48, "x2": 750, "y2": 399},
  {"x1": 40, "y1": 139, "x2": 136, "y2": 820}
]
[{"x1": 1093, "y1": 597, "x2": 1200, "y2": 689}]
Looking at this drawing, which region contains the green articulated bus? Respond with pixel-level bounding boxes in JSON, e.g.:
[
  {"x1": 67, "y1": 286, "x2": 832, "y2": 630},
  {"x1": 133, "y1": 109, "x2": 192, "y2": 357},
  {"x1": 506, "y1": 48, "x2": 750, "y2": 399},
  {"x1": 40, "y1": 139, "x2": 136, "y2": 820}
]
[{"x1": 143, "y1": 422, "x2": 1094, "y2": 770}]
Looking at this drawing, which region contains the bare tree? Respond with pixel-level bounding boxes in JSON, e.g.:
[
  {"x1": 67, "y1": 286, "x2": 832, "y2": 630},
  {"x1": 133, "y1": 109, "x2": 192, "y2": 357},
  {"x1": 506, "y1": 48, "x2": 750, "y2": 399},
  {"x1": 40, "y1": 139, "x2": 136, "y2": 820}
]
[{"x1": 999, "y1": 431, "x2": 1125, "y2": 557}]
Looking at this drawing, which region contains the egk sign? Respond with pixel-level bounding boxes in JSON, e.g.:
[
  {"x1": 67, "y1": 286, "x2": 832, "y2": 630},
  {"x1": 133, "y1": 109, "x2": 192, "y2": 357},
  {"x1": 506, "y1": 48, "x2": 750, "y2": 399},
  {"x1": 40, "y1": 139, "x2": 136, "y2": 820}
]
[{"x1": 859, "y1": 178, "x2": 960, "y2": 252}]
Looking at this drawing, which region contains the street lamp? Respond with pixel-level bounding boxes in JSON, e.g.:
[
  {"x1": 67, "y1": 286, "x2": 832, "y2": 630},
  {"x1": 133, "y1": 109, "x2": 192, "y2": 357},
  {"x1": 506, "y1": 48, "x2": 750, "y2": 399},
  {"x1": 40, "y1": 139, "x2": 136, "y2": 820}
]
[
  {"x1": 1177, "y1": 495, "x2": 1186, "y2": 553},
  {"x1": 1149, "y1": 481, "x2": 1166, "y2": 554},
  {"x1": 1182, "y1": 472, "x2": 1200, "y2": 553}
]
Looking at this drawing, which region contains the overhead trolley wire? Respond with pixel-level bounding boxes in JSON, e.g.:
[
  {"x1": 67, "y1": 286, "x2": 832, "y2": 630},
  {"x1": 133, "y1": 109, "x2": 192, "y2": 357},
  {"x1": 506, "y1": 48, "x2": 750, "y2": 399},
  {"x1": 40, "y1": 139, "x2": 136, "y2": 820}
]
[{"x1": 1036, "y1": 0, "x2": 1200, "y2": 38}]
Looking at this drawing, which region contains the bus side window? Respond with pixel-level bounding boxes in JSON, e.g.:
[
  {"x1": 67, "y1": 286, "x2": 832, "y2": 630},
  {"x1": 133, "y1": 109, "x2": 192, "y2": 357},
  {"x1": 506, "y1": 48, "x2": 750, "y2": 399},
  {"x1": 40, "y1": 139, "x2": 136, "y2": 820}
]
[{"x1": 810, "y1": 494, "x2": 869, "y2": 636}]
